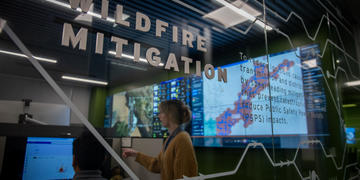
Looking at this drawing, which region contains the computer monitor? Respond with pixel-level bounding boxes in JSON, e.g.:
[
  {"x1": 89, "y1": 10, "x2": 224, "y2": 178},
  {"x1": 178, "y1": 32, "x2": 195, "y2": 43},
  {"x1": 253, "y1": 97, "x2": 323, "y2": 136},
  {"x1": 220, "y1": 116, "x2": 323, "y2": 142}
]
[
  {"x1": 346, "y1": 127, "x2": 356, "y2": 144},
  {"x1": 22, "y1": 137, "x2": 75, "y2": 180}
]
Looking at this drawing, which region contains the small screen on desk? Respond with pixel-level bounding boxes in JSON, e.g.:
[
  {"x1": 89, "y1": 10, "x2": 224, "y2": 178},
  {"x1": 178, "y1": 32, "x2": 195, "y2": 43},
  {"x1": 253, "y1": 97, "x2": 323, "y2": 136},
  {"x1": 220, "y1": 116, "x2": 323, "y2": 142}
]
[{"x1": 22, "y1": 137, "x2": 75, "y2": 180}]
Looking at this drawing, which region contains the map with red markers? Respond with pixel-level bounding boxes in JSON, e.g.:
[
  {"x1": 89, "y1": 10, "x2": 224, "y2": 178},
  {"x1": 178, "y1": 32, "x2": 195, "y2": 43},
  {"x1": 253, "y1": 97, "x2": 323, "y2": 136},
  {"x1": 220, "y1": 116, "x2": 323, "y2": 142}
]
[
  {"x1": 216, "y1": 60, "x2": 294, "y2": 135},
  {"x1": 203, "y1": 49, "x2": 307, "y2": 137}
]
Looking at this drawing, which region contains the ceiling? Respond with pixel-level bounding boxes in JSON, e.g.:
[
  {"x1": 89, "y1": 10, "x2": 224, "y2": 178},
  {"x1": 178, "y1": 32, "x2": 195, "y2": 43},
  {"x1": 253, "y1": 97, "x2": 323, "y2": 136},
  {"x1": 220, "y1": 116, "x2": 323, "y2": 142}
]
[{"x1": 0, "y1": 0, "x2": 356, "y2": 88}]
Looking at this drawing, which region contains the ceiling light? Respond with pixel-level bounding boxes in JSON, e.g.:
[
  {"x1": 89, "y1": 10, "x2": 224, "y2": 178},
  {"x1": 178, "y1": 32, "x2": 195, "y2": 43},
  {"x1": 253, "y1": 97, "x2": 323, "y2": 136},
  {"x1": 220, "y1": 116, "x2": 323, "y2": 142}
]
[
  {"x1": 45, "y1": 0, "x2": 129, "y2": 23},
  {"x1": 108, "y1": 51, "x2": 164, "y2": 66},
  {"x1": 217, "y1": 0, "x2": 256, "y2": 21},
  {"x1": 110, "y1": 61, "x2": 147, "y2": 71},
  {"x1": 345, "y1": 81, "x2": 360, "y2": 87},
  {"x1": 211, "y1": 26, "x2": 224, "y2": 33},
  {"x1": 62, "y1": 75, "x2": 108, "y2": 86},
  {"x1": 205, "y1": 0, "x2": 272, "y2": 30},
  {"x1": 343, "y1": 104, "x2": 357, "y2": 108},
  {"x1": 0, "y1": 49, "x2": 57, "y2": 63},
  {"x1": 254, "y1": 20, "x2": 273, "y2": 31}
]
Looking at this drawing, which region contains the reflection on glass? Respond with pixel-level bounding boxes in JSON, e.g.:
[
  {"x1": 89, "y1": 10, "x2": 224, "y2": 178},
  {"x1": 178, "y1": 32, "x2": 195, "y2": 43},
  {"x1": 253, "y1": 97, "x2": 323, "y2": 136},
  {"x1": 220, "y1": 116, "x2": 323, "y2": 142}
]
[{"x1": 104, "y1": 44, "x2": 329, "y2": 150}]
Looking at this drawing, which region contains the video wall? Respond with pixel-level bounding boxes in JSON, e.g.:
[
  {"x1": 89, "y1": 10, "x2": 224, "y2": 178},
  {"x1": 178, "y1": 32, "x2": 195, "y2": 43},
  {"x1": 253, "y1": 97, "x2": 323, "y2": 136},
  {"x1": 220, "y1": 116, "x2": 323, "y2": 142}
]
[
  {"x1": 104, "y1": 44, "x2": 328, "y2": 148},
  {"x1": 202, "y1": 53, "x2": 305, "y2": 137},
  {"x1": 104, "y1": 77, "x2": 192, "y2": 138}
]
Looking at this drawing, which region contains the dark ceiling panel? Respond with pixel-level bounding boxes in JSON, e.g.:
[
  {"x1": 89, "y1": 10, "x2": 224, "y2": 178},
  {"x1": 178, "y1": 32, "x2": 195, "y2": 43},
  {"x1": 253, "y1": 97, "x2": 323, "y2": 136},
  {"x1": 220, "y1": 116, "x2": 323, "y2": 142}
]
[{"x1": 0, "y1": 0, "x2": 350, "y2": 87}]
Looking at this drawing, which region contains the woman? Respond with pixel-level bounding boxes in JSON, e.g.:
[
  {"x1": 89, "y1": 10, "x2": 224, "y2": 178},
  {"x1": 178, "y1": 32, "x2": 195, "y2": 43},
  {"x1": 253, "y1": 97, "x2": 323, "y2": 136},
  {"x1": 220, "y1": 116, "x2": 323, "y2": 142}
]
[{"x1": 122, "y1": 99, "x2": 198, "y2": 180}]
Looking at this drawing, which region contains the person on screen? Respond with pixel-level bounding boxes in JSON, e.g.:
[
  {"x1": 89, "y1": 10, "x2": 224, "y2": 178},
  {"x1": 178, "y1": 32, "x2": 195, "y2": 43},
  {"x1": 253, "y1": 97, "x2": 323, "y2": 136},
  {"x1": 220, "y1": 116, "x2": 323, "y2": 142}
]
[
  {"x1": 72, "y1": 131, "x2": 107, "y2": 180},
  {"x1": 122, "y1": 99, "x2": 198, "y2": 180}
]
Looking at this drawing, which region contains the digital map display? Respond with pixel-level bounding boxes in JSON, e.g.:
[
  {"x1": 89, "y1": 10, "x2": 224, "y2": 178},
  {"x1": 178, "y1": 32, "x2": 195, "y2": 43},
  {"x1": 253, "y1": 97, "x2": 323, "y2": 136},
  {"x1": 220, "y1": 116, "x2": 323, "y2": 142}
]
[
  {"x1": 105, "y1": 45, "x2": 327, "y2": 148},
  {"x1": 203, "y1": 49, "x2": 307, "y2": 136}
]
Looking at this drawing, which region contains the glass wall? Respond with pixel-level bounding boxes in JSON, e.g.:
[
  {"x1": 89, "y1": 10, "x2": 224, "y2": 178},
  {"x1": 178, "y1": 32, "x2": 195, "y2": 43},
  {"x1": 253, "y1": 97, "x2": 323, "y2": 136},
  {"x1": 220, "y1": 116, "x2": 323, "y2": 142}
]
[{"x1": 0, "y1": 0, "x2": 359, "y2": 179}]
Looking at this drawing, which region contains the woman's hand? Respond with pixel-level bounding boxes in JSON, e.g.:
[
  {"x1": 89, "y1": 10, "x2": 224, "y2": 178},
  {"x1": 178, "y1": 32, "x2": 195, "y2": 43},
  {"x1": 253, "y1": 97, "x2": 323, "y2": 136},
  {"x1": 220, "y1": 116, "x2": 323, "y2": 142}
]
[{"x1": 122, "y1": 148, "x2": 138, "y2": 158}]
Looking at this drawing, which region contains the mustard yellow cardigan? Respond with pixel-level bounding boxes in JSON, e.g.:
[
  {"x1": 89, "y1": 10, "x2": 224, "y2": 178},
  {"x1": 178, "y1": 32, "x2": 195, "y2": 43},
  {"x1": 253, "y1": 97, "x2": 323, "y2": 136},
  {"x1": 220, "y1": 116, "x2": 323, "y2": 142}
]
[{"x1": 135, "y1": 131, "x2": 198, "y2": 180}]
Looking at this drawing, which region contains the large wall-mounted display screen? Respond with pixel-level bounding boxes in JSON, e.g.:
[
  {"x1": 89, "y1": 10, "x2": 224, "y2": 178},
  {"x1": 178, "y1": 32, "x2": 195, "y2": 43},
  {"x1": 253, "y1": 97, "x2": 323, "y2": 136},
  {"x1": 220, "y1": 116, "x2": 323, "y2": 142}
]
[
  {"x1": 110, "y1": 85, "x2": 154, "y2": 137},
  {"x1": 104, "y1": 77, "x2": 192, "y2": 138},
  {"x1": 104, "y1": 44, "x2": 328, "y2": 148},
  {"x1": 202, "y1": 51, "x2": 306, "y2": 137},
  {"x1": 193, "y1": 44, "x2": 328, "y2": 148}
]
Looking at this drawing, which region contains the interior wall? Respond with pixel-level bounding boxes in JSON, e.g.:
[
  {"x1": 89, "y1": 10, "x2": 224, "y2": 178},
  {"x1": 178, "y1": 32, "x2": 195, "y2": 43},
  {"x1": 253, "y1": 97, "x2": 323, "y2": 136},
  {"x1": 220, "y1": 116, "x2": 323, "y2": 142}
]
[
  {"x1": 354, "y1": 24, "x2": 360, "y2": 80},
  {"x1": 345, "y1": 24, "x2": 360, "y2": 150},
  {"x1": 0, "y1": 136, "x2": 5, "y2": 174},
  {"x1": 88, "y1": 87, "x2": 107, "y2": 128},
  {"x1": 0, "y1": 74, "x2": 90, "y2": 124},
  {"x1": 0, "y1": 100, "x2": 71, "y2": 125}
]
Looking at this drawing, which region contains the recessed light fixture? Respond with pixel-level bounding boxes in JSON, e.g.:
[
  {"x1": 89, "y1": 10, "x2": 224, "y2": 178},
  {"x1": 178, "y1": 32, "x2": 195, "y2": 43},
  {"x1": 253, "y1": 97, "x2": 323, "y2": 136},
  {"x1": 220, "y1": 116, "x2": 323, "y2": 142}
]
[
  {"x1": 344, "y1": 81, "x2": 360, "y2": 87},
  {"x1": 108, "y1": 51, "x2": 165, "y2": 66},
  {"x1": 342, "y1": 104, "x2": 357, "y2": 108},
  {"x1": 45, "y1": 0, "x2": 129, "y2": 23},
  {"x1": 204, "y1": 0, "x2": 273, "y2": 30},
  {"x1": 0, "y1": 49, "x2": 57, "y2": 63},
  {"x1": 62, "y1": 75, "x2": 108, "y2": 86}
]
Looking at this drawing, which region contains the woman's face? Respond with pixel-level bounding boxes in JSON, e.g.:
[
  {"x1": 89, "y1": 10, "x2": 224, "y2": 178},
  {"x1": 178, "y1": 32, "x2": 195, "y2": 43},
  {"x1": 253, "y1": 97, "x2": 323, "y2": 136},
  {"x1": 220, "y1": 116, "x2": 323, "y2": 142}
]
[{"x1": 158, "y1": 109, "x2": 169, "y2": 128}]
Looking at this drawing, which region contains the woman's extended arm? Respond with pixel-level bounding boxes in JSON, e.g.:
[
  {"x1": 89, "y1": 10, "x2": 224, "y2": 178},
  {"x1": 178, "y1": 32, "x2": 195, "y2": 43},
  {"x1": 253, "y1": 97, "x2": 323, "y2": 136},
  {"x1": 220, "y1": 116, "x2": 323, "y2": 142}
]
[
  {"x1": 135, "y1": 152, "x2": 162, "y2": 173},
  {"x1": 122, "y1": 148, "x2": 162, "y2": 173}
]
